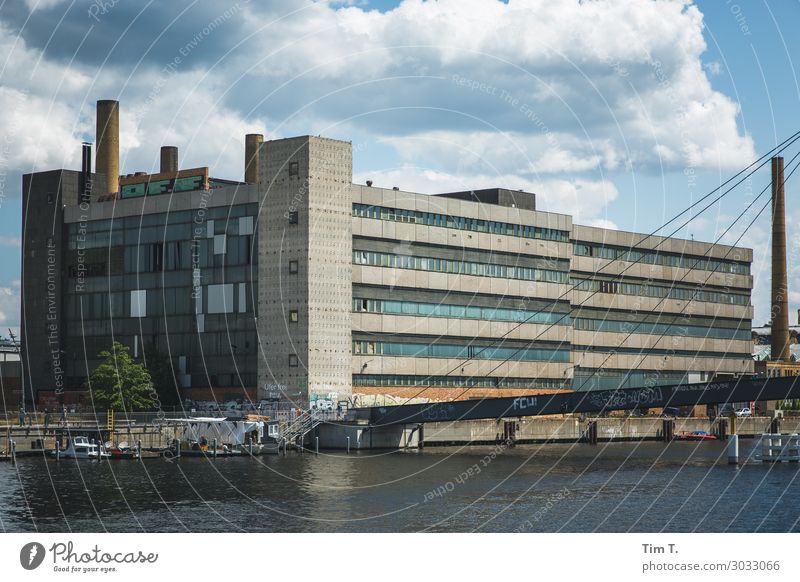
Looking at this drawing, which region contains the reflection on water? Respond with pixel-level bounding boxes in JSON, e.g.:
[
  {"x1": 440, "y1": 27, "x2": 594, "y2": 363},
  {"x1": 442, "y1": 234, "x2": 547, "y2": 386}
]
[{"x1": 1, "y1": 441, "x2": 799, "y2": 532}]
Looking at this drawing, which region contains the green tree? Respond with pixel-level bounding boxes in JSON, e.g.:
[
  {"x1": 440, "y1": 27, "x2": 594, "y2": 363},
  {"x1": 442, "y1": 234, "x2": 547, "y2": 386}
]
[
  {"x1": 86, "y1": 342, "x2": 157, "y2": 411},
  {"x1": 143, "y1": 344, "x2": 181, "y2": 408}
]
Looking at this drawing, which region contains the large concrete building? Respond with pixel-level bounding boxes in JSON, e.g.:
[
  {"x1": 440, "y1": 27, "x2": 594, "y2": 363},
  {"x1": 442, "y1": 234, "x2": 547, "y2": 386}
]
[{"x1": 20, "y1": 101, "x2": 755, "y2": 408}]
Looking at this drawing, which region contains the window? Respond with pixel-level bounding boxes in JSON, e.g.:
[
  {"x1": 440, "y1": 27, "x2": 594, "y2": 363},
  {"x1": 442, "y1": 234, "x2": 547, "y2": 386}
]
[
  {"x1": 599, "y1": 281, "x2": 618, "y2": 294},
  {"x1": 238, "y1": 283, "x2": 246, "y2": 313},
  {"x1": 238, "y1": 216, "x2": 254, "y2": 235},
  {"x1": 130, "y1": 290, "x2": 146, "y2": 318},
  {"x1": 289, "y1": 161, "x2": 299, "y2": 177},
  {"x1": 288, "y1": 354, "x2": 299, "y2": 367},
  {"x1": 207, "y1": 284, "x2": 234, "y2": 314},
  {"x1": 289, "y1": 309, "x2": 299, "y2": 323},
  {"x1": 213, "y1": 234, "x2": 226, "y2": 255},
  {"x1": 152, "y1": 242, "x2": 164, "y2": 272},
  {"x1": 244, "y1": 235, "x2": 252, "y2": 264},
  {"x1": 289, "y1": 260, "x2": 299, "y2": 274},
  {"x1": 288, "y1": 211, "x2": 299, "y2": 225}
]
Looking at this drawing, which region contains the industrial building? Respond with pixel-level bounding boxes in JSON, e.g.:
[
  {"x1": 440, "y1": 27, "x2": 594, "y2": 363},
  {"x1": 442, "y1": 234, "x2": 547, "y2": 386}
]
[{"x1": 20, "y1": 101, "x2": 757, "y2": 408}]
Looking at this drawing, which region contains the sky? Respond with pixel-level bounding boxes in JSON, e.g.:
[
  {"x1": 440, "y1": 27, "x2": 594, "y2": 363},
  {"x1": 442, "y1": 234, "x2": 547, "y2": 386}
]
[{"x1": 1, "y1": 0, "x2": 799, "y2": 336}]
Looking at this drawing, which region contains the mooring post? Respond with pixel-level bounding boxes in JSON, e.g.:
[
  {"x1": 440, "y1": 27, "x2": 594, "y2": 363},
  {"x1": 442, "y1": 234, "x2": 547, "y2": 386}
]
[
  {"x1": 137, "y1": 440, "x2": 142, "y2": 461},
  {"x1": 662, "y1": 418, "x2": 674, "y2": 442},
  {"x1": 586, "y1": 420, "x2": 598, "y2": 445},
  {"x1": 10, "y1": 440, "x2": 16, "y2": 465},
  {"x1": 346, "y1": 435, "x2": 350, "y2": 454},
  {"x1": 55, "y1": 439, "x2": 60, "y2": 461},
  {"x1": 728, "y1": 434, "x2": 739, "y2": 465},
  {"x1": 315, "y1": 436, "x2": 319, "y2": 456},
  {"x1": 212, "y1": 438, "x2": 218, "y2": 458},
  {"x1": 249, "y1": 440, "x2": 254, "y2": 456},
  {"x1": 175, "y1": 438, "x2": 181, "y2": 459}
]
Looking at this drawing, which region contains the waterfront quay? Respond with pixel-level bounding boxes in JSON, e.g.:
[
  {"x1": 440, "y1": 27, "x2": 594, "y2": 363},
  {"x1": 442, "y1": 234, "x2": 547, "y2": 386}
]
[{"x1": 2, "y1": 411, "x2": 797, "y2": 460}]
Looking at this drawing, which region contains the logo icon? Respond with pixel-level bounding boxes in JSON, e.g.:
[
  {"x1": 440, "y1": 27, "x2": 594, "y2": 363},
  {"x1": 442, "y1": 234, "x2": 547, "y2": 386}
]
[{"x1": 20, "y1": 542, "x2": 45, "y2": 570}]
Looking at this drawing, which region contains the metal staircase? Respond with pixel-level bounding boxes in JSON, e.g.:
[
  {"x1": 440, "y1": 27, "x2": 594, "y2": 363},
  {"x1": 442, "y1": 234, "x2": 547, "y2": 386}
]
[{"x1": 279, "y1": 413, "x2": 322, "y2": 450}]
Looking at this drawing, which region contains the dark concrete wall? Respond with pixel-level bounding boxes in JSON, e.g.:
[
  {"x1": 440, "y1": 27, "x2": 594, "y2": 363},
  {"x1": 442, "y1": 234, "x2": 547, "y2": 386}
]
[
  {"x1": 21, "y1": 170, "x2": 74, "y2": 404},
  {"x1": 20, "y1": 170, "x2": 105, "y2": 404}
]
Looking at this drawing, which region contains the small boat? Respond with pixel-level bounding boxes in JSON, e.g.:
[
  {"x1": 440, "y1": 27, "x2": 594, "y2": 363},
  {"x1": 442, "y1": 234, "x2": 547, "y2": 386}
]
[
  {"x1": 105, "y1": 441, "x2": 140, "y2": 460},
  {"x1": 677, "y1": 431, "x2": 717, "y2": 441},
  {"x1": 58, "y1": 436, "x2": 111, "y2": 459},
  {"x1": 237, "y1": 442, "x2": 281, "y2": 456}
]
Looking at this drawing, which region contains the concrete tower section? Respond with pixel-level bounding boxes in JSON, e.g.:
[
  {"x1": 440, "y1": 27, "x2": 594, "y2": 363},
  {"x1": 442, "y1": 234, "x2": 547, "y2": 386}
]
[
  {"x1": 257, "y1": 136, "x2": 353, "y2": 404},
  {"x1": 95, "y1": 100, "x2": 120, "y2": 195},
  {"x1": 771, "y1": 156, "x2": 791, "y2": 361}
]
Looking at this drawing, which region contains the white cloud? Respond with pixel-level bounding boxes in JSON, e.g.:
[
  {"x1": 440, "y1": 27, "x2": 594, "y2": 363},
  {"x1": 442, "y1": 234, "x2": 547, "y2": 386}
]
[
  {"x1": 0, "y1": 235, "x2": 21, "y2": 248},
  {"x1": 0, "y1": 280, "x2": 20, "y2": 329},
  {"x1": 23, "y1": 0, "x2": 68, "y2": 11},
  {"x1": 240, "y1": 0, "x2": 754, "y2": 172},
  {"x1": 383, "y1": 130, "x2": 623, "y2": 178},
  {"x1": 0, "y1": 1, "x2": 755, "y2": 189}
]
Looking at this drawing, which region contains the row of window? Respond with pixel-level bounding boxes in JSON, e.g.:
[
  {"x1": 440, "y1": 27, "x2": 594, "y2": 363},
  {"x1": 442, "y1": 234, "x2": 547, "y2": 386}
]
[
  {"x1": 62, "y1": 283, "x2": 252, "y2": 320},
  {"x1": 572, "y1": 368, "x2": 688, "y2": 392},
  {"x1": 119, "y1": 237, "x2": 252, "y2": 273},
  {"x1": 352, "y1": 340, "x2": 570, "y2": 362},
  {"x1": 66, "y1": 211, "x2": 257, "y2": 249},
  {"x1": 353, "y1": 297, "x2": 570, "y2": 325},
  {"x1": 574, "y1": 242, "x2": 750, "y2": 274},
  {"x1": 572, "y1": 277, "x2": 750, "y2": 306},
  {"x1": 352, "y1": 374, "x2": 570, "y2": 390},
  {"x1": 573, "y1": 318, "x2": 751, "y2": 340},
  {"x1": 572, "y1": 345, "x2": 752, "y2": 359},
  {"x1": 353, "y1": 250, "x2": 568, "y2": 284},
  {"x1": 353, "y1": 203, "x2": 570, "y2": 242},
  {"x1": 68, "y1": 206, "x2": 255, "y2": 232}
]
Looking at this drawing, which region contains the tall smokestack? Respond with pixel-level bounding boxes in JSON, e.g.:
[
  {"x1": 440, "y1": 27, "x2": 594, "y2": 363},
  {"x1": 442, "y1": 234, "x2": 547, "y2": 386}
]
[
  {"x1": 771, "y1": 156, "x2": 790, "y2": 362},
  {"x1": 160, "y1": 146, "x2": 179, "y2": 174},
  {"x1": 245, "y1": 133, "x2": 263, "y2": 184},
  {"x1": 96, "y1": 100, "x2": 120, "y2": 195}
]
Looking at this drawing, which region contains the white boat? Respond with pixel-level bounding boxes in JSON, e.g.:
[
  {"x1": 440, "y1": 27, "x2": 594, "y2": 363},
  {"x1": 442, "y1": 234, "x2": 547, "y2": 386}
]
[{"x1": 59, "y1": 436, "x2": 111, "y2": 459}]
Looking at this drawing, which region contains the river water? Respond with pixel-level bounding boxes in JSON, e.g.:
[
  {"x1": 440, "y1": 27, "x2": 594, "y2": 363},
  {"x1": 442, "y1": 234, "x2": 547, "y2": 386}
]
[{"x1": 1, "y1": 441, "x2": 799, "y2": 532}]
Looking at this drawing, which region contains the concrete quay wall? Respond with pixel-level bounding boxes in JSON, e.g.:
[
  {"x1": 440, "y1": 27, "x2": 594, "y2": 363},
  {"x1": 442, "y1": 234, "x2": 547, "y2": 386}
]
[
  {"x1": 422, "y1": 416, "x2": 800, "y2": 446},
  {"x1": 313, "y1": 416, "x2": 800, "y2": 450},
  {"x1": 315, "y1": 422, "x2": 419, "y2": 450}
]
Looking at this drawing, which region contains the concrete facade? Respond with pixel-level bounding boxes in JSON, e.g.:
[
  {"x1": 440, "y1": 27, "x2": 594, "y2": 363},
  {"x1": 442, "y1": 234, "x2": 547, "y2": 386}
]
[{"x1": 258, "y1": 137, "x2": 353, "y2": 403}]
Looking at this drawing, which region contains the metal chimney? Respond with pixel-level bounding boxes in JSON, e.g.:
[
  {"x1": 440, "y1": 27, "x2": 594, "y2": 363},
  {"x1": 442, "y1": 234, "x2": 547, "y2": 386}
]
[
  {"x1": 771, "y1": 156, "x2": 791, "y2": 362},
  {"x1": 160, "y1": 146, "x2": 179, "y2": 174},
  {"x1": 96, "y1": 100, "x2": 120, "y2": 195},
  {"x1": 245, "y1": 133, "x2": 263, "y2": 184},
  {"x1": 80, "y1": 142, "x2": 92, "y2": 204}
]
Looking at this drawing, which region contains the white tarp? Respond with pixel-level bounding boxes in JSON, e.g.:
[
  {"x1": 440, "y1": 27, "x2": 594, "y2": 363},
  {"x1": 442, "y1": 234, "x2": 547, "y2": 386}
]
[{"x1": 171, "y1": 418, "x2": 263, "y2": 445}]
